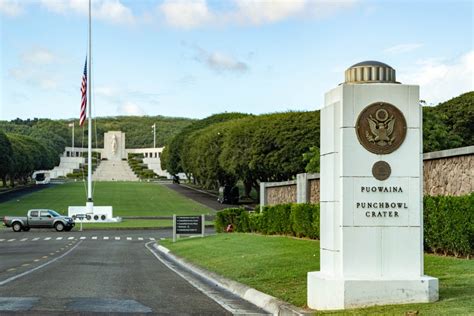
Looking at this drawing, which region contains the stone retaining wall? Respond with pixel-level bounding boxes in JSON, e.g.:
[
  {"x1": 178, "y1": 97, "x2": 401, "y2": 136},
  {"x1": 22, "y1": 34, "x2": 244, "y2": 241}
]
[
  {"x1": 309, "y1": 179, "x2": 320, "y2": 204},
  {"x1": 260, "y1": 146, "x2": 473, "y2": 207},
  {"x1": 267, "y1": 183, "x2": 297, "y2": 205},
  {"x1": 423, "y1": 146, "x2": 473, "y2": 196}
]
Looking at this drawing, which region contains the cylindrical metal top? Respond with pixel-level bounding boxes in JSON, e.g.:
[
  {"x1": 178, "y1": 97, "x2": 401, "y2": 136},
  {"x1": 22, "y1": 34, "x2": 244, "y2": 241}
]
[{"x1": 345, "y1": 61, "x2": 399, "y2": 84}]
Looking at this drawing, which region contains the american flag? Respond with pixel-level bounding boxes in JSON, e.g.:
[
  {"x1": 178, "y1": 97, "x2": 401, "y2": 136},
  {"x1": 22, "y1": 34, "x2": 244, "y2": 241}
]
[{"x1": 79, "y1": 57, "x2": 87, "y2": 127}]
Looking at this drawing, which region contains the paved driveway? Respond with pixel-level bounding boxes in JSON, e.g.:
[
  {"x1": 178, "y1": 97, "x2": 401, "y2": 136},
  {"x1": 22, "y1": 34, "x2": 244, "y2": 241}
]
[{"x1": 0, "y1": 229, "x2": 264, "y2": 315}]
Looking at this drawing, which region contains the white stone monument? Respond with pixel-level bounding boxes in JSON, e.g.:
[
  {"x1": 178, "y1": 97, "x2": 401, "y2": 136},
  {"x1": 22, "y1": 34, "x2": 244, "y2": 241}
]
[
  {"x1": 103, "y1": 131, "x2": 126, "y2": 161},
  {"x1": 308, "y1": 61, "x2": 438, "y2": 310}
]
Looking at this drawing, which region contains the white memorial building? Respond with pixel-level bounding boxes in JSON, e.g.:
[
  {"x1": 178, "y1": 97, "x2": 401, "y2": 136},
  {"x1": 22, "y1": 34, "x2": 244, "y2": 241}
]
[{"x1": 36, "y1": 131, "x2": 172, "y2": 182}]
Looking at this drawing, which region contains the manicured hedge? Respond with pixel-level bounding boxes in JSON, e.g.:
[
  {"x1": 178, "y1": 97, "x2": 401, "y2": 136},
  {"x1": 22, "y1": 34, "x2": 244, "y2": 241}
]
[
  {"x1": 215, "y1": 204, "x2": 320, "y2": 239},
  {"x1": 424, "y1": 194, "x2": 473, "y2": 258},
  {"x1": 216, "y1": 194, "x2": 473, "y2": 257}
]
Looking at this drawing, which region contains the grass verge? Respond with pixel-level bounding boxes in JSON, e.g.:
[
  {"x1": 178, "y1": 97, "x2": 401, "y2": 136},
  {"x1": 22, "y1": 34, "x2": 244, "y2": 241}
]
[
  {"x1": 0, "y1": 182, "x2": 213, "y2": 217},
  {"x1": 161, "y1": 233, "x2": 474, "y2": 315}
]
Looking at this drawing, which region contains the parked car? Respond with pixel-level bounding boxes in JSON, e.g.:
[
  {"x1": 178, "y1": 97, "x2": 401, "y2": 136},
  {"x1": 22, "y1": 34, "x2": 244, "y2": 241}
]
[{"x1": 3, "y1": 209, "x2": 75, "y2": 232}]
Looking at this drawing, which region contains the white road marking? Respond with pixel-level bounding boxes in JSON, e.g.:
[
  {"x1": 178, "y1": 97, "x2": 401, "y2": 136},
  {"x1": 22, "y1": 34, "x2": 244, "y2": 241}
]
[
  {"x1": 7, "y1": 239, "x2": 15, "y2": 242},
  {"x1": 44, "y1": 237, "x2": 51, "y2": 241},
  {"x1": 56, "y1": 237, "x2": 63, "y2": 240},
  {"x1": 127, "y1": 237, "x2": 132, "y2": 241},
  {"x1": 138, "y1": 237, "x2": 143, "y2": 241},
  {"x1": 0, "y1": 241, "x2": 83, "y2": 286},
  {"x1": 149, "y1": 238, "x2": 156, "y2": 241},
  {"x1": 68, "y1": 237, "x2": 74, "y2": 240},
  {"x1": 32, "y1": 237, "x2": 39, "y2": 241},
  {"x1": 115, "y1": 237, "x2": 120, "y2": 240},
  {"x1": 0, "y1": 239, "x2": 5, "y2": 242},
  {"x1": 103, "y1": 236, "x2": 109, "y2": 240},
  {"x1": 20, "y1": 238, "x2": 28, "y2": 242},
  {"x1": 80, "y1": 237, "x2": 86, "y2": 240},
  {"x1": 92, "y1": 236, "x2": 97, "y2": 240}
]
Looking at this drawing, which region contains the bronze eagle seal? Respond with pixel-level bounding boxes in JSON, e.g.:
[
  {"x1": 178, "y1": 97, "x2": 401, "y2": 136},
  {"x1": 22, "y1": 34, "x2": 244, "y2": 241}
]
[{"x1": 356, "y1": 102, "x2": 407, "y2": 155}]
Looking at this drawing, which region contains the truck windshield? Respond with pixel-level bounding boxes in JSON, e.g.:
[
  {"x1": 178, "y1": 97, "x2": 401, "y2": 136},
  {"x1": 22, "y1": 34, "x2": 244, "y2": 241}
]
[{"x1": 48, "y1": 210, "x2": 61, "y2": 217}]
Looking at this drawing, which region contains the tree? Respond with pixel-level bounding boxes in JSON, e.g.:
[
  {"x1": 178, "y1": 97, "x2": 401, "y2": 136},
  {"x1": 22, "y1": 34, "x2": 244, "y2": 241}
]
[
  {"x1": 163, "y1": 112, "x2": 250, "y2": 177},
  {"x1": 0, "y1": 131, "x2": 13, "y2": 186},
  {"x1": 247, "y1": 111, "x2": 320, "y2": 184},
  {"x1": 303, "y1": 146, "x2": 320, "y2": 173},
  {"x1": 422, "y1": 107, "x2": 462, "y2": 152},
  {"x1": 186, "y1": 123, "x2": 236, "y2": 189},
  {"x1": 219, "y1": 117, "x2": 260, "y2": 197}
]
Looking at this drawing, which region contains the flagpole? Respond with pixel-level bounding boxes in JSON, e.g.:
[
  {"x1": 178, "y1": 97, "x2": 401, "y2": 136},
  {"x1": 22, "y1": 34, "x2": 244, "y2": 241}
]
[
  {"x1": 87, "y1": 0, "x2": 93, "y2": 208},
  {"x1": 72, "y1": 122, "x2": 74, "y2": 154}
]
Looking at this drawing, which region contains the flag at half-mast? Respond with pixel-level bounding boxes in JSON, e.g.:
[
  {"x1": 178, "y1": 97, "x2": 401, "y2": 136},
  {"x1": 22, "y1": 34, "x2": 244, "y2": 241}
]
[{"x1": 79, "y1": 57, "x2": 87, "y2": 127}]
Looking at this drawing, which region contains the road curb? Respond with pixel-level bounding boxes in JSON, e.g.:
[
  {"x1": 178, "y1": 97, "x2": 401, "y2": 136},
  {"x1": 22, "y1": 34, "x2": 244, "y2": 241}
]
[{"x1": 154, "y1": 243, "x2": 311, "y2": 316}]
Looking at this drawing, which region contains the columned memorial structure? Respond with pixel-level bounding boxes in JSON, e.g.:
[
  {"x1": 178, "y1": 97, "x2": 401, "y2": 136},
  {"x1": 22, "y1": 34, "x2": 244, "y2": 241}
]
[{"x1": 307, "y1": 61, "x2": 438, "y2": 309}]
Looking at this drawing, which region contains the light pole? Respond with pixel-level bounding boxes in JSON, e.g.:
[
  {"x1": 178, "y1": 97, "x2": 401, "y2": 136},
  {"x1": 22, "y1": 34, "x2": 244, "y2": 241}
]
[{"x1": 151, "y1": 123, "x2": 156, "y2": 148}]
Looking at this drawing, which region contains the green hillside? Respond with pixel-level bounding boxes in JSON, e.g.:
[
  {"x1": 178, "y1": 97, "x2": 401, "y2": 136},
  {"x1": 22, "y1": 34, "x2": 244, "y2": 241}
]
[
  {"x1": 0, "y1": 115, "x2": 196, "y2": 149},
  {"x1": 423, "y1": 91, "x2": 474, "y2": 152}
]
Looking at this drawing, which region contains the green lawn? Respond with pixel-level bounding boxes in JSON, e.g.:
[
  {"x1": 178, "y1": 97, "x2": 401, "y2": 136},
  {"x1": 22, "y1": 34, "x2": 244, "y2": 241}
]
[
  {"x1": 0, "y1": 182, "x2": 213, "y2": 217},
  {"x1": 161, "y1": 233, "x2": 474, "y2": 315}
]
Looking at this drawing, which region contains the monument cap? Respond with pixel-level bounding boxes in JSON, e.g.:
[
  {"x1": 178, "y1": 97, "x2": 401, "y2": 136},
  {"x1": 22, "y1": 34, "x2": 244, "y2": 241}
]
[{"x1": 345, "y1": 60, "x2": 399, "y2": 84}]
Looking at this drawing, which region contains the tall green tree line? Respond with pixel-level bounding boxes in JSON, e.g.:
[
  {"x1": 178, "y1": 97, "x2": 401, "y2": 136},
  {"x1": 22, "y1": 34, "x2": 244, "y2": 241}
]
[{"x1": 162, "y1": 111, "x2": 320, "y2": 195}]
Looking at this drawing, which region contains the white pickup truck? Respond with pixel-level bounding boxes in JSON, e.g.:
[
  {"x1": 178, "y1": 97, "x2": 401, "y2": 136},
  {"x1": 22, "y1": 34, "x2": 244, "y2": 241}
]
[{"x1": 3, "y1": 209, "x2": 75, "y2": 232}]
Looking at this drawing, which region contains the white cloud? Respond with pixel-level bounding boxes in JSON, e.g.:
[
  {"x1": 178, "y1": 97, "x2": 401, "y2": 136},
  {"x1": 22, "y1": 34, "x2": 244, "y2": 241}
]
[
  {"x1": 9, "y1": 47, "x2": 61, "y2": 90},
  {"x1": 95, "y1": 85, "x2": 118, "y2": 97},
  {"x1": 9, "y1": 67, "x2": 59, "y2": 90},
  {"x1": 399, "y1": 51, "x2": 474, "y2": 104},
  {"x1": 40, "y1": 0, "x2": 134, "y2": 24},
  {"x1": 0, "y1": 0, "x2": 24, "y2": 16},
  {"x1": 158, "y1": 0, "x2": 357, "y2": 28},
  {"x1": 232, "y1": 0, "x2": 307, "y2": 25},
  {"x1": 117, "y1": 102, "x2": 145, "y2": 116},
  {"x1": 159, "y1": 0, "x2": 212, "y2": 28},
  {"x1": 384, "y1": 43, "x2": 423, "y2": 54},
  {"x1": 195, "y1": 47, "x2": 249, "y2": 73},
  {"x1": 21, "y1": 47, "x2": 56, "y2": 65}
]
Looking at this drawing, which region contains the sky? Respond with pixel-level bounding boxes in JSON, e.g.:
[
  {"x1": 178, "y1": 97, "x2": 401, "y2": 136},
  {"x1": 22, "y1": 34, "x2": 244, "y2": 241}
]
[{"x1": 0, "y1": 0, "x2": 473, "y2": 121}]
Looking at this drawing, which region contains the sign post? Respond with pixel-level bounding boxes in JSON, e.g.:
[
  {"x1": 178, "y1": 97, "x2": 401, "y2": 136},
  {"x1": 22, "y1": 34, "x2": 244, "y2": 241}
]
[{"x1": 173, "y1": 215, "x2": 205, "y2": 242}]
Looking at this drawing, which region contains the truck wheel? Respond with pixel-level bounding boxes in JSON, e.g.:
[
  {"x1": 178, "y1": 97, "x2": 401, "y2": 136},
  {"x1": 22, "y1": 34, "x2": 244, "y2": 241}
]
[
  {"x1": 12, "y1": 222, "x2": 22, "y2": 232},
  {"x1": 55, "y1": 222, "x2": 65, "y2": 232}
]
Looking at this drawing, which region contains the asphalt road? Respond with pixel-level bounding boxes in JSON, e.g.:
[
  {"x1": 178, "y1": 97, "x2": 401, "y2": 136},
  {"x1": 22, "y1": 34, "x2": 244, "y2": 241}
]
[
  {"x1": 163, "y1": 184, "x2": 240, "y2": 211},
  {"x1": 0, "y1": 228, "x2": 265, "y2": 315}
]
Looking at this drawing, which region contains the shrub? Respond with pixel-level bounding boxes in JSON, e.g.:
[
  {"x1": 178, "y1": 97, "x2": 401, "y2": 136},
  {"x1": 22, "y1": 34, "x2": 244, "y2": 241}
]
[
  {"x1": 291, "y1": 203, "x2": 319, "y2": 238},
  {"x1": 215, "y1": 208, "x2": 249, "y2": 233},
  {"x1": 216, "y1": 204, "x2": 320, "y2": 237},
  {"x1": 424, "y1": 194, "x2": 473, "y2": 257},
  {"x1": 261, "y1": 204, "x2": 292, "y2": 235},
  {"x1": 215, "y1": 195, "x2": 472, "y2": 258}
]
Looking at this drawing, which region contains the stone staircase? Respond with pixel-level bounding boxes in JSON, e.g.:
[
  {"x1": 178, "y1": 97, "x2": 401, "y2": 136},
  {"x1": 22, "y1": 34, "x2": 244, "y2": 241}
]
[{"x1": 92, "y1": 160, "x2": 139, "y2": 181}]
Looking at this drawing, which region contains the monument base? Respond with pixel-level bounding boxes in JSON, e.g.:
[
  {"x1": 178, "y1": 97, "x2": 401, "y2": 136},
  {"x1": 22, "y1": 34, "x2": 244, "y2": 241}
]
[
  {"x1": 307, "y1": 272, "x2": 438, "y2": 310},
  {"x1": 68, "y1": 205, "x2": 121, "y2": 223}
]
